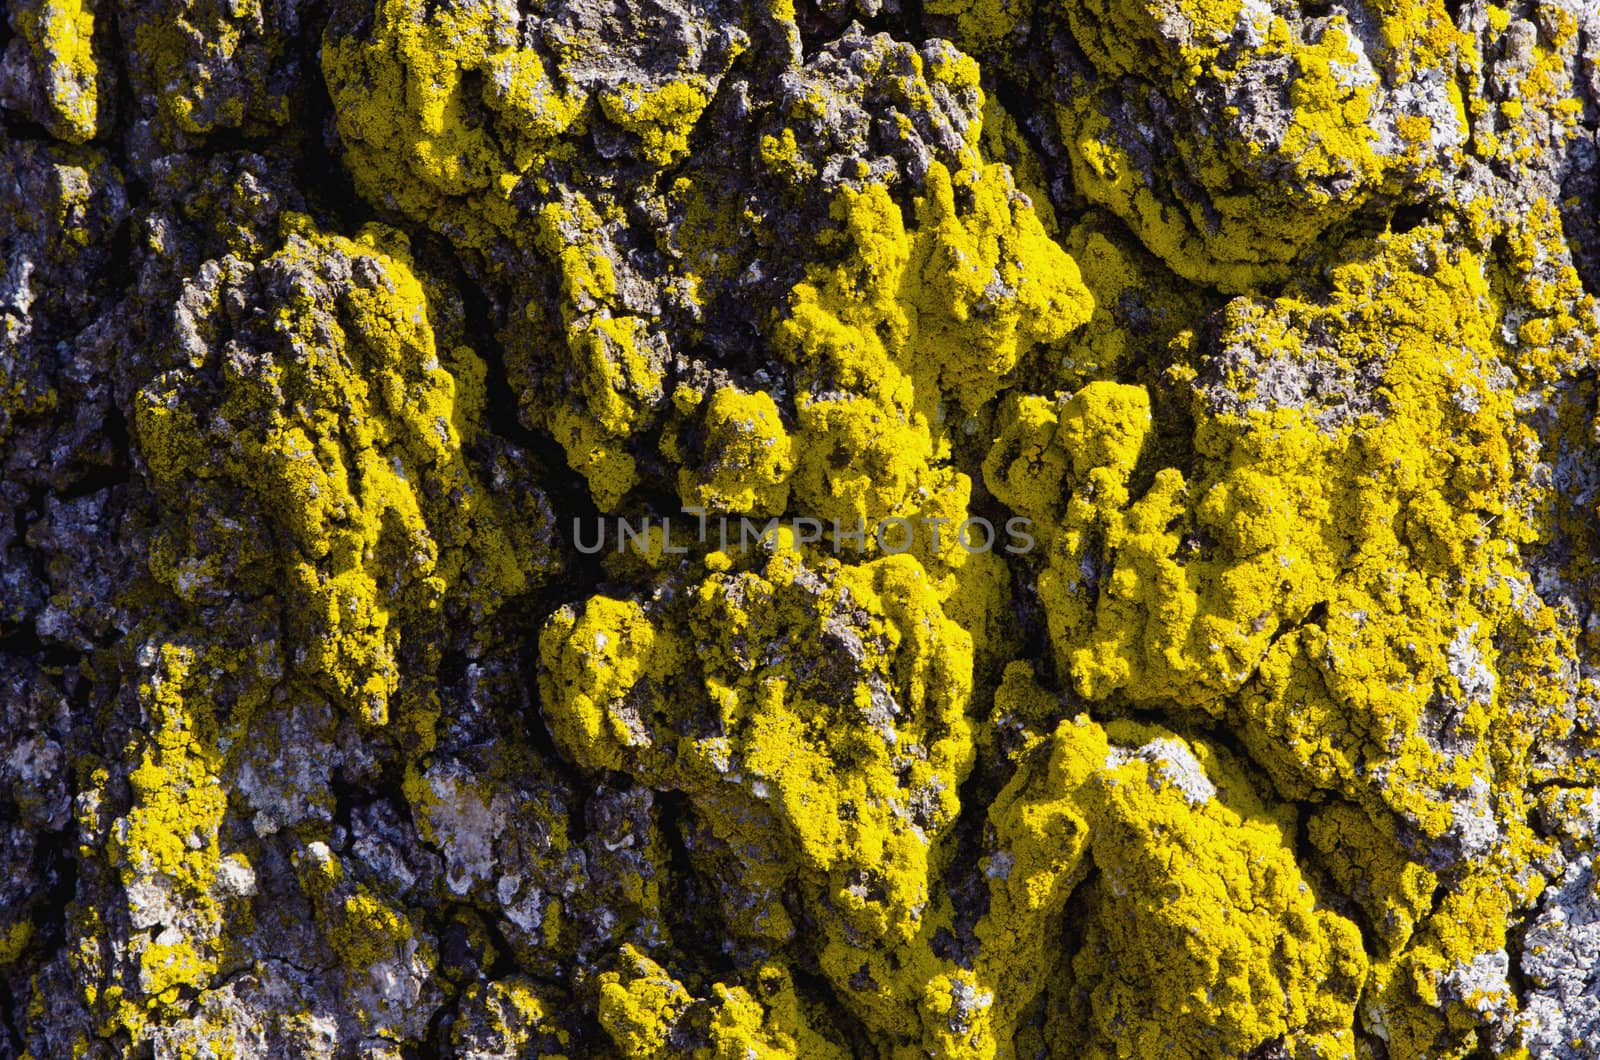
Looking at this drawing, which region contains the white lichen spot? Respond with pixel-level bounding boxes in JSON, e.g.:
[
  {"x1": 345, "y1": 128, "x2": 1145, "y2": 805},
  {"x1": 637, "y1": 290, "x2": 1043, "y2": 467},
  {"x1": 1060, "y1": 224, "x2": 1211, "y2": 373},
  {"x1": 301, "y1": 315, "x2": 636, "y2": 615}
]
[
  {"x1": 1107, "y1": 737, "x2": 1217, "y2": 806},
  {"x1": 421, "y1": 768, "x2": 497, "y2": 896},
  {"x1": 1447, "y1": 623, "x2": 1496, "y2": 705},
  {"x1": 984, "y1": 850, "x2": 1014, "y2": 881}
]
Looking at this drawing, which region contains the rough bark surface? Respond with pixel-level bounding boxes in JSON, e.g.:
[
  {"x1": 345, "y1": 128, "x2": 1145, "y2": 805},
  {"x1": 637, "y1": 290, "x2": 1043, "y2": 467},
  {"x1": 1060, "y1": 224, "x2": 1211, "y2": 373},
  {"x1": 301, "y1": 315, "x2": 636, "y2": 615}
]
[{"x1": 4, "y1": 0, "x2": 1600, "y2": 1056}]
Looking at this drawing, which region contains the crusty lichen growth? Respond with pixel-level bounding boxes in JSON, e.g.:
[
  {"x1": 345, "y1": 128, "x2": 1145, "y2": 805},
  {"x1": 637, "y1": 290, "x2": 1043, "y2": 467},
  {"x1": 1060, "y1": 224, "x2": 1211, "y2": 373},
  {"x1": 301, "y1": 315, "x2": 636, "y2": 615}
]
[
  {"x1": 678, "y1": 386, "x2": 794, "y2": 516},
  {"x1": 1044, "y1": 0, "x2": 1468, "y2": 289},
  {"x1": 110, "y1": 645, "x2": 236, "y2": 1019},
  {"x1": 122, "y1": 0, "x2": 301, "y2": 139},
  {"x1": 779, "y1": 160, "x2": 1092, "y2": 544},
  {"x1": 4, "y1": 0, "x2": 101, "y2": 141},
  {"x1": 979, "y1": 217, "x2": 1588, "y2": 1055},
  {"x1": 8, "y1": 0, "x2": 1600, "y2": 1055},
  {"x1": 134, "y1": 214, "x2": 546, "y2": 728},
  {"x1": 984, "y1": 714, "x2": 1367, "y2": 1058},
  {"x1": 539, "y1": 537, "x2": 984, "y2": 1046},
  {"x1": 321, "y1": 0, "x2": 584, "y2": 254}
]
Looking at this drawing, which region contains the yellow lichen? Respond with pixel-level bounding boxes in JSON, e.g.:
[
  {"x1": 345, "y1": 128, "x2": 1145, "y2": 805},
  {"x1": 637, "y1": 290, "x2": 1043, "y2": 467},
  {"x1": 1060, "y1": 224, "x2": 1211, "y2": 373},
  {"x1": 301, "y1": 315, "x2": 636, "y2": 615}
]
[
  {"x1": 974, "y1": 218, "x2": 1584, "y2": 1055},
  {"x1": 134, "y1": 215, "x2": 540, "y2": 730},
  {"x1": 679, "y1": 386, "x2": 795, "y2": 516},
  {"x1": 600, "y1": 80, "x2": 715, "y2": 168},
  {"x1": 12, "y1": 0, "x2": 99, "y2": 141},
  {"x1": 1051, "y1": 0, "x2": 1466, "y2": 289},
  {"x1": 15, "y1": 0, "x2": 1599, "y2": 1054},
  {"x1": 541, "y1": 538, "x2": 984, "y2": 1045},
  {"x1": 779, "y1": 161, "x2": 1091, "y2": 545},
  {"x1": 322, "y1": 0, "x2": 584, "y2": 253}
]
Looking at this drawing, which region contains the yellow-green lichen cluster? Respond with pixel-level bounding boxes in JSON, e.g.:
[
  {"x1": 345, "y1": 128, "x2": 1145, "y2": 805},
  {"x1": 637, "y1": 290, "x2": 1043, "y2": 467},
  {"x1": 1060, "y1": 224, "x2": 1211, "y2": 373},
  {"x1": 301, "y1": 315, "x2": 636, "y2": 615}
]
[
  {"x1": 4, "y1": 0, "x2": 101, "y2": 142},
  {"x1": 134, "y1": 215, "x2": 549, "y2": 728},
  {"x1": 7, "y1": 0, "x2": 1600, "y2": 1056},
  {"x1": 1041, "y1": 0, "x2": 1467, "y2": 290}
]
